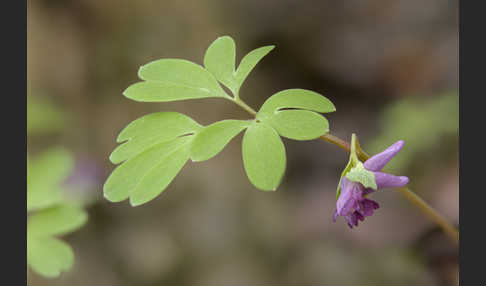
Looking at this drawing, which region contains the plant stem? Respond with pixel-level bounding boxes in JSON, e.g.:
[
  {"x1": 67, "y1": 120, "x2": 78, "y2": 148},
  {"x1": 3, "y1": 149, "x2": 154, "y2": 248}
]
[
  {"x1": 229, "y1": 98, "x2": 458, "y2": 245},
  {"x1": 231, "y1": 98, "x2": 258, "y2": 116},
  {"x1": 320, "y1": 134, "x2": 459, "y2": 245}
]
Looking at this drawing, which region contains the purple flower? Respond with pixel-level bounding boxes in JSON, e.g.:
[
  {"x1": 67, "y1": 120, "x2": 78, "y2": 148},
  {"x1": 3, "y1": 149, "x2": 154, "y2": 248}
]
[{"x1": 333, "y1": 140, "x2": 409, "y2": 228}]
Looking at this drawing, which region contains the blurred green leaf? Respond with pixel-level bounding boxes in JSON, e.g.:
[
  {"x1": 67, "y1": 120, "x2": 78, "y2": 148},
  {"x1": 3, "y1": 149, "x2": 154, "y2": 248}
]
[
  {"x1": 27, "y1": 96, "x2": 66, "y2": 135},
  {"x1": 265, "y1": 109, "x2": 329, "y2": 140},
  {"x1": 110, "y1": 112, "x2": 202, "y2": 164},
  {"x1": 257, "y1": 89, "x2": 335, "y2": 119},
  {"x1": 235, "y1": 45, "x2": 274, "y2": 91},
  {"x1": 242, "y1": 122, "x2": 286, "y2": 191},
  {"x1": 131, "y1": 59, "x2": 229, "y2": 101},
  {"x1": 27, "y1": 149, "x2": 87, "y2": 278},
  {"x1": 366, "y1": 92, "x2": 459, "y2": 171},
  {"x1": 27, "y1": 236, "x2": 74, "y2": 278},
  {"x1": 28, "y1": 205, "x2": 88, "y2": 237},
  {"x1": 27, "y1": 148, "x2": 74, "y2": 212},
  {"x1": 105, "y1": 136, "x2": 193, "y2": 205},
  {"x1": 204, "y1": 36, "x2": 238, "y2": 94},
  {"x1": 345, "y1": 162, "x2": 377, "y2": 190},
  {"x1": 190, "y1": 120, "x2": 250, "y2": 162}
]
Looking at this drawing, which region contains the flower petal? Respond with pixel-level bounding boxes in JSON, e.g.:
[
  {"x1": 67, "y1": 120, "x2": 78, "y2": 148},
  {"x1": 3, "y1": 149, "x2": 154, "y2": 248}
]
[
  {"x1": 363, "y1": 140, "x2": 405, "y2": 171},
  {"x1": 359, "y1": 199, "x2": 379, "y2": 216},
  {"x1": 374, "y1": 172, "x2": 409, "y2": 188},
  {"x1": 336, "y1": 178, "x2": 362, "y2": 216}
]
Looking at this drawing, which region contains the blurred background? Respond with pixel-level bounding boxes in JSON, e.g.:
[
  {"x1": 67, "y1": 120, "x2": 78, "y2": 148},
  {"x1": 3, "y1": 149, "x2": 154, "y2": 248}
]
[{"x1": 27, "y1": 0, "x2": 458, "y2": 285}]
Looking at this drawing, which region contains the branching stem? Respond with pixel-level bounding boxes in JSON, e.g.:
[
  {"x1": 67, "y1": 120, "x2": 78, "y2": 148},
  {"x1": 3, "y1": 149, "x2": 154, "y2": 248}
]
[{"x1": 230, "y1": 97, "x2": 459, "y2": 246}]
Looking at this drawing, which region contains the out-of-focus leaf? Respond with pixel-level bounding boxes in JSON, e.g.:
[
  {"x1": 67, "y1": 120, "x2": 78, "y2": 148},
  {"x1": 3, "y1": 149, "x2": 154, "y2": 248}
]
[
  {"x1": 257, "y1": 89, "x2": 335, "y2": 119},
  {"x1": 28, "y1": 205, "x2": 88, "y2": 237},
  {"x1": 242, "y1": 122, "x2": 286, "y2": 191},
  {"x1": 190, "y1": 120, "x2": 250, "y2": 162},
  {"x1": 27, "y1": 236, "x2": 74, "y2": 278},
  {"x1": 27, "y1": 148, "x2": 87, "y2": 278},
  {"x1": 366, "y1": 92, "x2": 459, "y2": 171},
  {"x1": 265, "y1": 109, "x2": 329, "y2": 140},
  {"x1": 27, "y1": 148, "x2": 74, "y2": 212},
  {"x1": 110, "y1": 112, "x2": 202, "y2": 164}
]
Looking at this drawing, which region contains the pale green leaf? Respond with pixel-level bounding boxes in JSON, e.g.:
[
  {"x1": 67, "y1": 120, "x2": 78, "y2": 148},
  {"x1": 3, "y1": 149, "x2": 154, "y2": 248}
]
[
  {"x1": 104, "y1": 136, "x2": 193, "y2": 204},
  {"x1": 28, "y1": 205, "x2": 88, "y2": 237},
  {"x1": 124, "y1": 81, "x2": 221, "y2": 102},
  {"x1": 235, "y1": 45, "x2": 274, "y2": 90},
  {"x1": 27, "y1": 237, "x2": 73, "y2": 278},
  {"x1": 204, "y1": 36, "x2": 238, "y2": 94},
  {"x1": 136, "y1": 59, "x2": 228, "y2": 99},
  {"x1": 242, "y1": 122, "x2": 286, "y2": 191},
  {"x1": 27, "y1": 148, "x2": 74, "y2": 212},
  {"x1": 190, "y1": 120, "x2": 250, "y2": 162},
  {"x1": 265, "y1": 109, "x2": 329, "y2": 140},
  {"x1": 110, "y1": 112, "x2": 202, "y2": 164},
  {"x1": 129, "y1": 143, "x2": 190, "y2": 206},
  {"x1": 257, "y1": 89, "x2": 335, "y2": 119},
  {"x1": 345, "y1": 163, "x2": 377, "y2": 190}
]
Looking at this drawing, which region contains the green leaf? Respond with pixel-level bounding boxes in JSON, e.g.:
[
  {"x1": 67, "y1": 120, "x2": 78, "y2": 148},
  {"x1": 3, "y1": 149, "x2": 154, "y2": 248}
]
[
  {"x1": 124, "y1": 81, "x2": 224, "y2": 102},
  {"x1": 265, "y1": 109, "x2": 329, "y2": 140},
  {"x1": 235, "y1": 45, "x2": 275, "y2": 91},
  {"x1": 345, "y1": 162, "x2": 377, "y2": 190},
  {"x1": 28, "y1": 205, "x2": 88, "y2": 237},
  {"x1": 134, "y1": 58, "x2": 228, "y2": 100},
  {"x1": 242, "y1": 122, "x2": 286, "y2": 191},
  {"x1": 203, "y1": 36, "x2": 274, "y2": 96},
  {"x1": 27, "y1": 148, "x2": 74, "y2": 212},
  {"x1": 27, "y1": 236, "x2": 74, "y2": 278},
  {"x1": 129, "y1": 143, "x2": 190, "y2": 206},
  {"x1": 104, "y1": 136, "x2": 193, "y2": 205},
  {"x1": 190, "y1": 120, "x2": 250, "y2": 162},
  {"x1": 204, "y1": 36, "x2": 238, "y2": 94},
  {"x1": 257, "y1": 89, "x2": 335, "y2": 119},
  {"x1": 110, "y1": 112, "x2": 202, "y2": 164}
]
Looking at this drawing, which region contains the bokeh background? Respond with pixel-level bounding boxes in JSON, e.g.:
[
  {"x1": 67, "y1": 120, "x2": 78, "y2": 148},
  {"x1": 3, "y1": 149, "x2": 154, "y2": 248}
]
[{"x1": 27, "y1": 0, "x2": 459, "y2": 285}]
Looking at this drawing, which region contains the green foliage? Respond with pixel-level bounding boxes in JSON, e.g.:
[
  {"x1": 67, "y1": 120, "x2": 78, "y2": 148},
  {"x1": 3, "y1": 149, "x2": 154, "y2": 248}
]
[
  {"x1": 190, "y1": 120, "x2": 251, "y2": 162},
  {"x1": 27, "y1": 148, "x2": 88, "y2": 278},
  {"x1": 366, "y1": 92, "x2": 458, "y2": 172},
  {"x1": 109, "y1": 112, "x2": 202, "y2": 164},
  {"x1": 106, "y1": 36, "x2": 335, "y2": 205},
  {"x1": 125, "y1": 59, "x2": 229, "y2": 102},
  {"x1": 203, "y1": 36, "x2": 275, "y2": 96},
  {"x1": 256, "y1": 89, "x2": 335, "y2": 119},
  {"x1": 27, "y1": 148, "x2": 74, "y2": 212},
  {"x1": 265, "y1": 110, "x2": 329, "y2": 140},
  {"x1": 242, "y1": 122, "x2": 286, "y2": 191}
]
